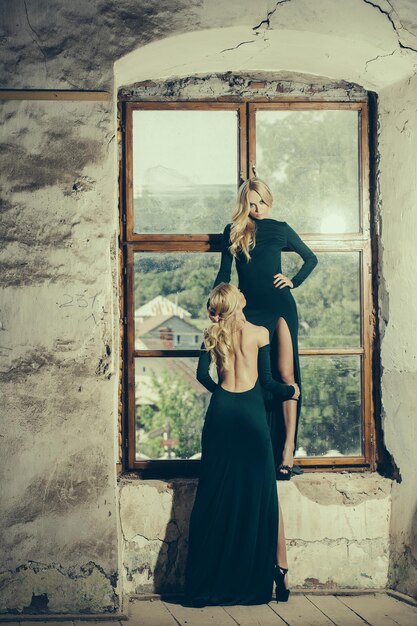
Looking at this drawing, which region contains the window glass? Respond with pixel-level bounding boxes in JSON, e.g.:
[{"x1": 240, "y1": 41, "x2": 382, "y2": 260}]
[
  {"x1": 135, "y1": 357, "x2": 215, "y2": 460},
  {"x1": 132, "y1": 110, "x2": 239, "y2": 233},
  {"x1": 256, "y1": 110, "x2": 360, "y2": 233},
  {"x1": 282, "y1": 251, "x2": 361, "y2": 348},
  {"x1": 295, "y1": 355, "x2": 362, "y2": 457},
  {"x1": 135, "y1": 252, "x2": 238, "y2": 350},
  {"x1": 126, "y1": 102, "x2": 370, "y2": 469}
]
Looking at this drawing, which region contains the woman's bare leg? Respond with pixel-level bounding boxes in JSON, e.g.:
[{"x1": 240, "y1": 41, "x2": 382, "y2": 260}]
[
  {"x1": 276, "y1": 317, "x2": 297, "y2": 473},
  {"x1": 277, "y1": 501, "x2": 287, "y2": 566},
  {"x1": 275, "y1": 317, "x2": 295, "y2": 592},
  {"x1": 277, "y1": 501, "x2": 289, "y2": 589}
]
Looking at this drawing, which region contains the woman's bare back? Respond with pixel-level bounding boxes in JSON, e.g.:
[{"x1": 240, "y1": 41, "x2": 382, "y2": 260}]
[{"x1": 219, "y1": 322, "x2": 268, "y2": 393}]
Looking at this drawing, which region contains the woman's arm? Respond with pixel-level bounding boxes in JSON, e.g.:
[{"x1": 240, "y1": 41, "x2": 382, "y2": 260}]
[
  {"x1": 196, "y1": 344, "x2": 219, "y2": 393},
  {"x1": 285, "y1": 222, "x2": 318, "y2": 288},
  {"x1": 258, "y1": 344, "x2": 296, "y2": 400},
  {"x1": 212, "y1": 223, "x2": 233, "y2": 288}
]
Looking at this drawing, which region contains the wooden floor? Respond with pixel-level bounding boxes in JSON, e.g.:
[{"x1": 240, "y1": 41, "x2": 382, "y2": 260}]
[
  {"x1": 126, "y1": 593, "x2": 417, "y2": 626},
  {"x1": 125, "y1": 593, "x2": 417, "y2": 626},
  {"x1": 1, "y1": 592, "x2": 417, "y2": 625}
]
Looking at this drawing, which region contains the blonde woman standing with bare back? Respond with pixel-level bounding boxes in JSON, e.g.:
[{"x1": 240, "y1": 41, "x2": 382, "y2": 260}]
[{"x1": 183, "y1": 283, "x2": 299, "y2": 607}]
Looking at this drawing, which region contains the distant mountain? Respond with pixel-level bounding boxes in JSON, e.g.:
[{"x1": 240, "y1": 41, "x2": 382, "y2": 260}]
[{"x1": 135, "y1": 166, "x2": 197, "y2": 195}]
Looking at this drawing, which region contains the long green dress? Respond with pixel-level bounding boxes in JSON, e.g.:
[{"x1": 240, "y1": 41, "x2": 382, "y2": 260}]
[
  {"x1": 212, "y1": 218, "x2": 318, "y2": 473},
  {"x1": 183, "y1": 344, "x2": 295, "y2": 607}
]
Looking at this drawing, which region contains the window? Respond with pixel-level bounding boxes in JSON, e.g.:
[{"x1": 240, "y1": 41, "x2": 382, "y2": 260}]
[{"x1": 120, "y1": 99, "x2": 374, "y2": 475}]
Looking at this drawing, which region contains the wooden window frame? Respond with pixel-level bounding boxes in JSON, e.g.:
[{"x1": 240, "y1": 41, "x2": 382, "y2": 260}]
[{"x1": 119, "y1": 99, "x2": 375, "y2": 477}]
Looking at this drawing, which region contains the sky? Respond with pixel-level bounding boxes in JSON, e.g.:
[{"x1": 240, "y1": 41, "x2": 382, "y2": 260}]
[{"x1": 133, "y1": 110, "x2": 239, "y2": 191}]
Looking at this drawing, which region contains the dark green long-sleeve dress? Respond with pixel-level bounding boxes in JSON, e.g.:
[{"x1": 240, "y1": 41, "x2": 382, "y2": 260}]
[
  {"x1": 183, "y1": 344, "x2": 295, "y2": 607},
  {"x1": 212, "y1": 218, "x2": 318, "y2": 474}
]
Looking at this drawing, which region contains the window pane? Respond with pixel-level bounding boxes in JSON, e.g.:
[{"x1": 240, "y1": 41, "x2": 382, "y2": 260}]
[
  {"x1": 255, "y1": 110, "x2": 360, "y2": 233},
  {"x1": 132, "y1": 110, "x2": 239, "y2": 233},
  {"x1": 295, "y1": 355, "x2": 362, "y2": 458},
  {"x1": 136, "y1": 355, "x2": 362, "y2": 461},
  {"x1": 282, "y1": 251, "x2": 361, "y2": 348},
  {"x1": 135, "y1": 357, "x2": 215, "y2": 460},
  {"x1": 135, "y1": 252, "x2": 238, "y2": 350}
]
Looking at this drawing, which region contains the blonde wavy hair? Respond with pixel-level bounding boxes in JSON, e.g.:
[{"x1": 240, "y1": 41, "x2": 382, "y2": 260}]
[
  {"x1": 204, "y1": 282, "x2": 243, "y2": 374},
  {"x1": 229, "y1": 178, "x2": 273, "y2": 261}
]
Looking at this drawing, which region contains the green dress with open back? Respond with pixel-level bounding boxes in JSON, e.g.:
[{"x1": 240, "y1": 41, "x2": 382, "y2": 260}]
[
  {"x1": 183, "y1": 344, "x2": 295, "y2": 606},
  {"x1": 212, "y1": 218, "x2": 318, "y2": 475}
]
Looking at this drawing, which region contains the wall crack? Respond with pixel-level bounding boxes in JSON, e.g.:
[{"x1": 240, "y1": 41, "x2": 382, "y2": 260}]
[
  {"x1": 253, "y1": 0, "x2": 292, "y2": 31},
  {"x1": 22, "y1": 0, "x2": 48, "y2": 81},
  {"x1": 365, "y1": 48, "x2": 397, "y2": 72},
  {"x1": 362, "y1": 0, "x2": 417, "y2": 54},
  {"x1": 220, "y1": 40, "x2": 256, "y2": 54}
]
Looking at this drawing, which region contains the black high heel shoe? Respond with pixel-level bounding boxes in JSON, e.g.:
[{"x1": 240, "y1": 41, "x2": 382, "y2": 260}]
[
  {"x1": 274, "y1": 565, "x2": 290, "y2": 602},
  {"x1": 277, "y1": 464, "x2": 293, "y2": 480}
]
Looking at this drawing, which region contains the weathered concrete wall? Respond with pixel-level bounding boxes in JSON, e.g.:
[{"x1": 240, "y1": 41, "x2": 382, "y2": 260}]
[
  {"x1": 0, "y1": 98, "x2": 121, "y2": 613},
  {"x1": 114, "y1": 2, "x2": 417, "y2": 90},
  {"x1": 2, "y1": 0, "x2": 417, "y2": 92},
  {"x1": 120, "y1": 474, "x2": 391, "y2": 593},
  {"x1": 1, "y1": 0, "x2": 417, "y2": 614},
  {"x1": 284, "y1": 474, "x2": 391, "y2": 588},
  {"x1": 378, "y1": 72, "x2": 417, "y2": 599}
]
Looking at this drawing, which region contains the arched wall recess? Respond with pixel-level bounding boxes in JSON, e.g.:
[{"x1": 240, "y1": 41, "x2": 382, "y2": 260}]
[{"x1": 114, "y1": 22, "x2": 417, "y2": 92}]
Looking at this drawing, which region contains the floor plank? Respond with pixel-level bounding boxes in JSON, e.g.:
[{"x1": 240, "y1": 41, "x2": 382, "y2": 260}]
[
  {"x1": 373, "y1": 594, "x2": 417, "y2": 626},
  {"x1": 269, "y1": 594, "x2": 335, "y2": 626},
  {"x1": 163, "y1": 600, "x2": 237, "y2": 626},
  {"x1": 22, "y1": 622, "x2": 75, "y2": 626},
  {"x1": 223, "y1": 603, "x2": 287, "y2": 625},
  {"x1": 339, "y1": 594, "x2": 417, "y2": 626},
  {"x1": 128, "y1": 600, "x2": 178, "y2": 626},
  {"x1": 339, "y1": 593, "x2": 417, "y2": 626},
  {"x1": 306, "y1": 595, "x2": 367, "y2": 626}
]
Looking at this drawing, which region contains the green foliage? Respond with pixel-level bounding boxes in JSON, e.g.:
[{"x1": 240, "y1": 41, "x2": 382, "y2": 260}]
[
  {"x1": 135, "y1": 253, "x2": 220, "y2": 319},
  {"x1": 134, "y1": 186, "x2": 236, "y2": 234},
  {"x1": 136, "y1": 366, "x2": 205, "y2": 459},
  {"x1": 283, "y1": 252, "x2": 360, "y2": 348},
  {"x1": 297, "y1": 356, "x2": 361, "y2": 456},
  {"x1": 256, "y1": 110, "x2": 359, "y2": 231}
]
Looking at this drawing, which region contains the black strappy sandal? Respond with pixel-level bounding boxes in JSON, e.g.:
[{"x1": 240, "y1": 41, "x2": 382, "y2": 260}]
[
  {"x1": 274, "y1": 565, "x2": 290, "y2": 602},
  {"x1": 277, "y1": 464, "x2": 293, "y2": 480}
]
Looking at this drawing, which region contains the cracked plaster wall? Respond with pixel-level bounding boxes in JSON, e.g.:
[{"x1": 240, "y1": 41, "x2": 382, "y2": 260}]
[
  {"x1": 378, "y1": 71, "x2": 417, "y2": 599},
  {"x1": 0, "y1": 98, "x2": 121, "y2": 613},
  {"x1": 1, "y1": 0, "x2": 417, "y2": 91},
  {"x1": 120, "y1": 475, "x2": 391, "y2": 594},
  {"x1": 1, "y1": 0, "x2": 417, "y2": 613}
]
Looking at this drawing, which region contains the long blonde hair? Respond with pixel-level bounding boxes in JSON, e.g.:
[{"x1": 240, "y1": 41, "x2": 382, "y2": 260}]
[
  {"x1": 204, "y1": 283, "x2": 243, "y2": 374},
  {"x1": 229, "y1": 178, "x2": 273, "y2": 261}
]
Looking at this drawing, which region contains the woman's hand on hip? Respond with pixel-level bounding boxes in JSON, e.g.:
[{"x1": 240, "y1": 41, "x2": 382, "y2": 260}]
[
  {"x1": 291, "y1": 383, "x2": 300, "y2": 400},
  {"x1": 273, "y1": 273, "x2": 293, "y2": 289}
]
